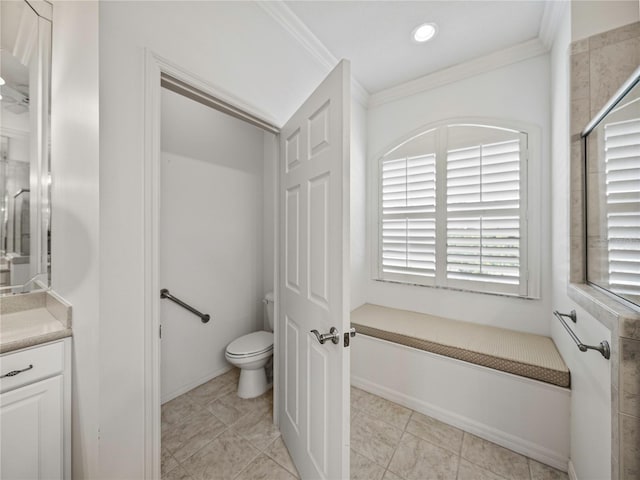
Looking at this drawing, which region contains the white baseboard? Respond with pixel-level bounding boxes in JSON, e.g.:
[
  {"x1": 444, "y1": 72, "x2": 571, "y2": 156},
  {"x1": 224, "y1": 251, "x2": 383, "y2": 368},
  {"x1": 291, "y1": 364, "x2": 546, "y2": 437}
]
[
  {"x1": 351, "y1": 374, "x2": 569, "y2": 472},
  {"x1": 568, "y1": 460, "x2": 578, "y2": 480},
  {"x1": 161, "y1": 365, "x2": 233, "y2": 404}
]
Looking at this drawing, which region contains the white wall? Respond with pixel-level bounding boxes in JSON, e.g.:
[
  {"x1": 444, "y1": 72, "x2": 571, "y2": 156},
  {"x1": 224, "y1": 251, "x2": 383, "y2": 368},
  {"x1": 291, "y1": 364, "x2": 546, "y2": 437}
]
[
  {"x1": 50, "y1": 2, "x2": 100, "y2": 478},
  {"x1": 160, "y1": 88, "x2": 268, "y2": 402},
  {"x1": 366, "y1": 55, "x2": 552, "y2": 336},
  {"x1": 97, "y1": 2, "x2": 338, "y2": 476}
]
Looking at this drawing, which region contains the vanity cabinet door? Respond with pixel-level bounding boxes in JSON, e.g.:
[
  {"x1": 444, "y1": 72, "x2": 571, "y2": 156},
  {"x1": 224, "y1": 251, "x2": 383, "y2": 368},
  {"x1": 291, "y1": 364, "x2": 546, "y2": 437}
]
[{"x1": 0, "y1": 375, "x2": 63, "y2": 480}]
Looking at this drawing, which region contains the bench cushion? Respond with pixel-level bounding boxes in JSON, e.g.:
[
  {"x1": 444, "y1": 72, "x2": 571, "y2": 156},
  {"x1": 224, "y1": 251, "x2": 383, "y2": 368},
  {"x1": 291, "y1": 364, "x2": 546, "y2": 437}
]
[{"x1": 351, "y1": 304, "x2": 570, "y2": 388}]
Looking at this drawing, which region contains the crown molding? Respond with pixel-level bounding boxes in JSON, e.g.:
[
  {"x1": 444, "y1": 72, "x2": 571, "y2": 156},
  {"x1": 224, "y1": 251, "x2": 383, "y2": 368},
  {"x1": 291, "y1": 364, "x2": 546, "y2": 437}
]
[
  {"x1": 369, "y1": 38, "x2": 548, "y2": 108},
  {"x1": 256, "y1": 0, "x2": 370, "y2": 107},
  {"x1": 539, "y1": 0, "x2": 569, "y2": 50}
]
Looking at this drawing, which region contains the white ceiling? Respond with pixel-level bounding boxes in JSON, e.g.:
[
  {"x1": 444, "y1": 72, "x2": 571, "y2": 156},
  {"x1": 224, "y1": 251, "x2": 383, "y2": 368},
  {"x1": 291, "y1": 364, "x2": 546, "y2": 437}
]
[{"x1": 285, "y1": 1, "x2": 548, "y2": 94}]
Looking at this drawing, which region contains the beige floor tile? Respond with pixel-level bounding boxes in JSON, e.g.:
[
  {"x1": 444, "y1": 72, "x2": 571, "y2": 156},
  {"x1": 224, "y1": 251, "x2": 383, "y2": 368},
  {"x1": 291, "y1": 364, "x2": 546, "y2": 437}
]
[
  {"x1": 405, "y1": 412, "x2": 464, "y2": 454},
  {"x1": 529, "y1": 460, "x2": 568, "y2": 480},
  {"x1": 162, "y1": 393, "x2": 203, "y2": 426},
  {"x1": 388, "y1": 432, "x2": 459, "y2": 480},
  {"x1": 461, "y1": 433, "x2": 530, "y2": 480},
  {"x1": 162, "y1": 408, "x2": 227, "y2": 460},
  {"x1": 382, "y1": 470, "x2": 404, "y2": 480},
  {"x1": 207, "y1": 398, "x2": 244, "y2": 426},
  {"x1": 351, "y1": 412, "x2": 404, "y2": 468},
  {"x1": 351, "y1": 386, "x2": 367, "y2": 405},
  {"x1": 162, "y1": 448, "x2": 179, "y2": 476},
  {"x1": 163, "y1": 465, "x2": 194, "y2": 480},
  {"x1": 264, "y1": 436, "x2": 299, "y2": 478},
  {"x1": 231, "y1": 407, "x2": 281, "y2": 451},
  {"x1": 187, "y1": 372, "x2": 237, "y2": 406},
  {"x1": 235, "y1": 454, "x2": 298, "y2": 480},
  {"x1": 181, "y1": 430, "x2": 259, "y2": 480},
  {"x1": 216, "y1": 389, "x2": 273, "y2": 417},
  {"x1": 354, "y1": 389, "x2": 412, "y2": 430},
  {"x1": 457, "y1": 459, "x2": 508, "y2": 480},
  {"x1": 351, "y1": 448, "x2": 386, "y2": 480}
]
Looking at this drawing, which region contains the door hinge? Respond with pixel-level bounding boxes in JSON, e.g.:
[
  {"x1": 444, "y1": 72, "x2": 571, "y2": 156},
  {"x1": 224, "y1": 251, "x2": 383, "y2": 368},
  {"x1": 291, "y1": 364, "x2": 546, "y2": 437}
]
[{"x1": 159, "y1": 325, "x2": 162, "y2": 339}]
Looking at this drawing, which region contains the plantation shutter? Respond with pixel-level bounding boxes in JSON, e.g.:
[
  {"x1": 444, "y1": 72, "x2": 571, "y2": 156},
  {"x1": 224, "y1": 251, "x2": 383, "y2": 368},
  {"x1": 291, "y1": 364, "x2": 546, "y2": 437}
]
[
  {"x1": 380, "y1": 153, "x2": 437, "y2": 281},
  {"x1": 604, "y1": 119, "x2": 640, "y2": 300},
  {"x1": 377, "y1": 123, "x2": 531, "y2": 297},
  {"x1": 445, "y1": 135, "x2": 525, "y2": 294}
]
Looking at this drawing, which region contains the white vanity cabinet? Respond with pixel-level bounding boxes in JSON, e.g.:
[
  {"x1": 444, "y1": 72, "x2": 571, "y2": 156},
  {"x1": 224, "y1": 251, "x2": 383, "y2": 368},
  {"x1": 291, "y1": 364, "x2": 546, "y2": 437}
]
[{"x1": 0, "y1": 338, "x2": 71, "y2": 479}]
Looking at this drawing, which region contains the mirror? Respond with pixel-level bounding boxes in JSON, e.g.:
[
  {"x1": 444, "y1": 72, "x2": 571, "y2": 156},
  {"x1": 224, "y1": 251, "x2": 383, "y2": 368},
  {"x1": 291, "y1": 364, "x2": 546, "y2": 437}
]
[
  {"x1": 584, "y1": 68, "x2": 640, "y2": 310},
  {"x1": 0, "y1": 0, "x2": 51, "y2": 294}
]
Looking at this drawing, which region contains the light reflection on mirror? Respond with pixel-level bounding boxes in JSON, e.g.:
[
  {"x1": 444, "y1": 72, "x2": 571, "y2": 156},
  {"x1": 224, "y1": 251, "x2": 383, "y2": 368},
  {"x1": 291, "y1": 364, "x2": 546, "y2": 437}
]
[
  {"x1": 0, "y1": 0, "x2": 51, "y2": 294},
  {"x1": 586, "y1": 75, "x2": 640, "y2": 309}
]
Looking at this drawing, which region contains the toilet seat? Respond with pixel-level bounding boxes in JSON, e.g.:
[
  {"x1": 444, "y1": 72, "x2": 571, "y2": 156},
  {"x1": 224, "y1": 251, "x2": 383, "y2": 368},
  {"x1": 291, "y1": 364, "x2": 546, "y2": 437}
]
[{"x1": 226, "y1": 331, "x2": 273, "y2": 358}]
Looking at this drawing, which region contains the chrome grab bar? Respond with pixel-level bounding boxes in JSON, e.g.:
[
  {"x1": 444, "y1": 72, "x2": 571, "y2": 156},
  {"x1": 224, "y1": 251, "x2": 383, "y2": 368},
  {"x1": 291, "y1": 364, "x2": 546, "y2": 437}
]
[
  {"x1": 553, "y1": 310, "x2": 610, "y2": 359},
  {"x1": 160, "y1": 289, "x2": 210, "y2": 323}
]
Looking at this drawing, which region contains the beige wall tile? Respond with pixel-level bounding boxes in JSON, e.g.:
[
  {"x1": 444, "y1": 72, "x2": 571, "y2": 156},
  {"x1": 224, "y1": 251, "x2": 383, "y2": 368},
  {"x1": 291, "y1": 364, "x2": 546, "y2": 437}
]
[
  {"x1": 621, "y1": 413, "x2": 640, "y2": 478},
  {"x1": 571, "y1": 38, "x2": 590, "y2": 55},
  {"x1": 589, "y1": 37, "x2": 640, "y2": 116},
  {"x1": 621, "y1": 339, "x2": 640, "y2": 417},
  {"x1": 570, "y1": 98, "x2": 590, "y2": 136},
  {"x1": 589, "y1": 22, "x2": 640, "y2": 50},
  {"x1": 570, "y1": 52, "x2": 590, "y2": 101}
]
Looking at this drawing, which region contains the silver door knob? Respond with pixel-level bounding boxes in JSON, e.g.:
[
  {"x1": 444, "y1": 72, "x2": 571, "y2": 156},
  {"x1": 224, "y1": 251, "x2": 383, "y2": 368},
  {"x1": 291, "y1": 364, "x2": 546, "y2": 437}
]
[{"x1": 310, "y1": 327, "x2": 340, "y2": 345}]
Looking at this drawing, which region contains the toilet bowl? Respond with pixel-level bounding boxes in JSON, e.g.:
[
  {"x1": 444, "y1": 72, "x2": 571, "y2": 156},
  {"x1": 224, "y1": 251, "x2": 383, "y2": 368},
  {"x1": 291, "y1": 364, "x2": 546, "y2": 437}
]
[{"x1": 225, "y1": 292, "x2": 274, "y2": 399}]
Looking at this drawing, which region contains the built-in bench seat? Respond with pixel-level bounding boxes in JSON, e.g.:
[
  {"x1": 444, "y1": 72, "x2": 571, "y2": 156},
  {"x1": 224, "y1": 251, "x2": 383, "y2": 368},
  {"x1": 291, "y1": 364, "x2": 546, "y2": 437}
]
[{"x1": 351, "y1": 303, "x2": 570, "y2": 388}]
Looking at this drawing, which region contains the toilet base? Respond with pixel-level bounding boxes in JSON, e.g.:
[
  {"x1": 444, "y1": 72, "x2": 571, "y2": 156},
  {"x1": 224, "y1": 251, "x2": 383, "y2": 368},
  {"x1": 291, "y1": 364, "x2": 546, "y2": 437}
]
[{"x1": 237, "y1": 367, "x2": 269, "y2": 399}]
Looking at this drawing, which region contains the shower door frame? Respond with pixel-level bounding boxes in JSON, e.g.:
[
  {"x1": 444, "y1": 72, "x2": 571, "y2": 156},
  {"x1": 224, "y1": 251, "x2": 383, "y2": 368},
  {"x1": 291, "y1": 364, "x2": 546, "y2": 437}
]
[{"x1": 142, "y1": 50, "x2": 282, "y2": 480}]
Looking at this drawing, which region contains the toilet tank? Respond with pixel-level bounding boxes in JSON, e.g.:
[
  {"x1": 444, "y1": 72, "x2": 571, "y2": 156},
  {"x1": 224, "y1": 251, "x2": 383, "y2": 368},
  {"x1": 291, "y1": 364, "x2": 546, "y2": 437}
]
[{"x1": 264, "y1": 292, "x2": 275, "y2": 331}]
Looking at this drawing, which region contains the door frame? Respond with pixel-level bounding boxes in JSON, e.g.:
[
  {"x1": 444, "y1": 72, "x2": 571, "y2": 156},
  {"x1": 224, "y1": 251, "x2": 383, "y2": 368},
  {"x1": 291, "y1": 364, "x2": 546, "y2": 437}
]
[{"x1": 142, "y1": 50, "x2": 281, "y2": 479}]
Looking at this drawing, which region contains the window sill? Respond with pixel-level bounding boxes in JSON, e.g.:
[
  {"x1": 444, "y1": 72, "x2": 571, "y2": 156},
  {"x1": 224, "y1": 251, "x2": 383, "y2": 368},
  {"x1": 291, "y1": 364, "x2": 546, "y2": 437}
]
[
  {"x1": 567, "y1": 283, "x2": 640, "y2": 340},
  {"x1": 374, "y1": 277, "x2": 540, "y2": 301}
]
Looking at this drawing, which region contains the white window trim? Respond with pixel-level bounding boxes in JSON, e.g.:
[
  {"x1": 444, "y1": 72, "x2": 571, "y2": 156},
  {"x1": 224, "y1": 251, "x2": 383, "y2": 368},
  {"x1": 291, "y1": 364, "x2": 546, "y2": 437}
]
[{"x1": 368, "y1": 117, "x2": 542, "y2": 299}]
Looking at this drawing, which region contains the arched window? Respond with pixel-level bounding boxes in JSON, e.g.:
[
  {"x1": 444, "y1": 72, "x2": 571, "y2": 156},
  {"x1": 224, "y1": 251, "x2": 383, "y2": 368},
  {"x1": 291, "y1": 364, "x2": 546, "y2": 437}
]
[{"x1": 377, "y1": 122, "x2": 538, "y2": 297}]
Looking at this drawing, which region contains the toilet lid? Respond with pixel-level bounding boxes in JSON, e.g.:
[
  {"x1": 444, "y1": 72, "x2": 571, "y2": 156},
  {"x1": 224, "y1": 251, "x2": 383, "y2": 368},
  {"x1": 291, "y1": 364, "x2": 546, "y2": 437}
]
[{"x1": 227, "y1": 331, "x2": 274, "y2": 356}]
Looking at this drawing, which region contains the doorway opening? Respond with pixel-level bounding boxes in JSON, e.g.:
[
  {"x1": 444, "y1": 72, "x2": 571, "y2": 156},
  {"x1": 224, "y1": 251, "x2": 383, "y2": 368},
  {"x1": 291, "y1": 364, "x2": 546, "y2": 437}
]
[{"x1": 157, "y1": 74, "x2": 296, "y2": 478}]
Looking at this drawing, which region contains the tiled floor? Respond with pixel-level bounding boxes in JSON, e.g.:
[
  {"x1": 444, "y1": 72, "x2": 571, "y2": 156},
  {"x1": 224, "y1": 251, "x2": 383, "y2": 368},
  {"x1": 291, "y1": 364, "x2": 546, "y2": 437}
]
[{"x1": 162, "y1": 369, "x2": 568, "y2": 480}]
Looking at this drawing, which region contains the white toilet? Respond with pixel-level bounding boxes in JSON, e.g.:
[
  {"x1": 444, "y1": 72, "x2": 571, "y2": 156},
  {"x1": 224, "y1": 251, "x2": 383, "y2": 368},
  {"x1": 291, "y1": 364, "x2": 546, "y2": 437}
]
[{"x1": 225, "y1": 292, "x2": 274, "y2": 399}]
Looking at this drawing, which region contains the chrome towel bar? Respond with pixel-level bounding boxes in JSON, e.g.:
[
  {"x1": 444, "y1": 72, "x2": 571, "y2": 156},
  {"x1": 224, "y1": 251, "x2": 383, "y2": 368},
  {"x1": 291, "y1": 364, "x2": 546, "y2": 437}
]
[
  {"x1": 160, "y1": 288, "x2": 210, "y2": 323},
  {"x1": 553, "y1": 310, "x2": 610, "y2": 359}
]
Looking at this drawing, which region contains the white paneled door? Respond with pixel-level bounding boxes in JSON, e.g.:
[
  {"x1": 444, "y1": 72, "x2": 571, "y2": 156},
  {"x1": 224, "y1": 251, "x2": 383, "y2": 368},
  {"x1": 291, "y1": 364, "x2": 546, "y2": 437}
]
[{"x1": 278, "y1": 60, "x2": 351, "y2": 479}]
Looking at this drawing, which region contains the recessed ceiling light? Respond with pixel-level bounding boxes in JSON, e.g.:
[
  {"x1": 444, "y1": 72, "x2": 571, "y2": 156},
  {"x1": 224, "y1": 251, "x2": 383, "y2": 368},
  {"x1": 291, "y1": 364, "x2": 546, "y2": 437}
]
[
  {"x1": 0, "y1": 77, "x2": 5, "y2": 86},
  {"x1": 412, "y1": 23, "x2": 437, "y2": 43}
]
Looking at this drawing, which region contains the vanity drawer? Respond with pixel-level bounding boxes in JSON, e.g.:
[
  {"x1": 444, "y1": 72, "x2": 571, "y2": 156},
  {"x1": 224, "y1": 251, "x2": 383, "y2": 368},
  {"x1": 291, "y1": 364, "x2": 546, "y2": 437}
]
[{"x1": 0, "y1": 341, "x2": 65, "y2": 393}]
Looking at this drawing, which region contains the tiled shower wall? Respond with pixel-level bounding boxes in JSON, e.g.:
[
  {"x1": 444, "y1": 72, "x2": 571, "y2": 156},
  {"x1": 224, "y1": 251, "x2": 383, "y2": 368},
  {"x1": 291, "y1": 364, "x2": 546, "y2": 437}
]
[{"x1": 569, "y1": 22, "x2": 640, "y2": 480}]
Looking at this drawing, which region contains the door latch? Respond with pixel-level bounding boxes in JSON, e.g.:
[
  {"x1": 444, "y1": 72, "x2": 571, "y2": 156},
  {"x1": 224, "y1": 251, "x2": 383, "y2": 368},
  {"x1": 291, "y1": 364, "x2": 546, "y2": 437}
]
[{"x1": 344, "y1": 327, "x2": 356, "y2": 347}]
